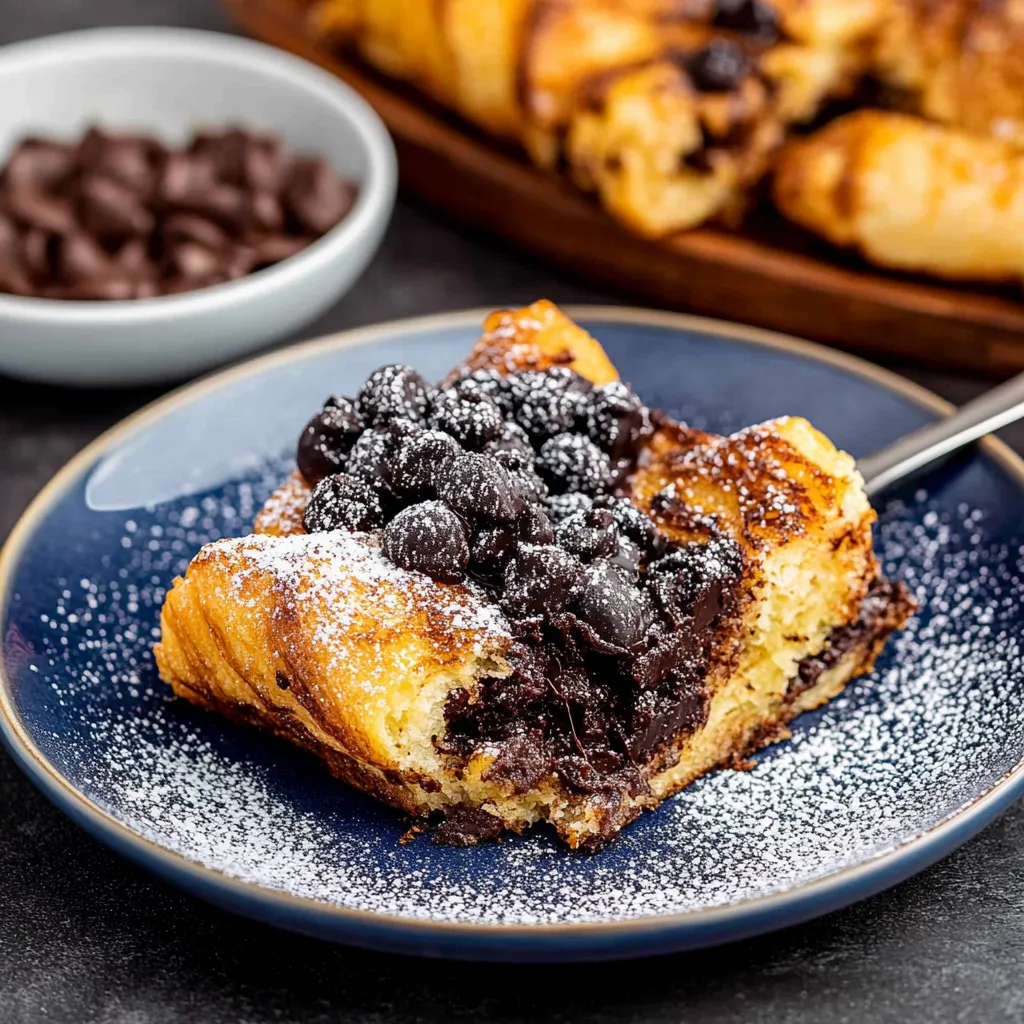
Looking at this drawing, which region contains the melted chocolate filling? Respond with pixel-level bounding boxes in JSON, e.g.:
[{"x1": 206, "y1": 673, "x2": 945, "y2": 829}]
[
  {"x1": 441, "y1": 576, "x2": 910, "y2": 823},
  {"x1": 790, "y1": 578, "x2": 911, "y2": 699},
  {"x1": 439, "y1": 547, "x2": 742, "y2": 800}
]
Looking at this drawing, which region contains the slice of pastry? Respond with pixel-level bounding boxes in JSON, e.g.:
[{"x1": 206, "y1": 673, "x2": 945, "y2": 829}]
[
  {"x1": 155, "y1": 301, "x2": 912, "y2": 850},
  {"x1": 773, "y1": 110, "x2": 1024, "y2": 285}
]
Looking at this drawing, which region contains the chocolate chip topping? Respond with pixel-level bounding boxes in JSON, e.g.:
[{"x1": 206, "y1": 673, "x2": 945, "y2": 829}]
[
  {"x1": 295, "y1": 361, "x2": 747, "y2": 822},
  {"x1": 502, "y1": 543, "x2": 586, "y2": 617},
  {"x1": 685, "y1": 39, "x2": 750, "y2": 92},
  {"x1": 382, "y1": 501, "x2": 470, "y2": 583},
  {"x1": 438, "y1": 452, "x2": 520, "y2": 523},
  {"x1": 429, "y1": 388, "x2": 504, "y2": 451},
  {"x1": 302, "y1": 474, "x2": 383, "y2": 533},
  {"x1": 536, "y1": 433, "x2": 612, "y2": 495},
  {"x1": 297, "y1": 401, "x2": 364, "y2": 486},
  {"x1": 712, "y1": 0, "x2": 781, "y2": 44},
  {"x1": 357, "y1": 364, "x2": 433, "y2": 428}
]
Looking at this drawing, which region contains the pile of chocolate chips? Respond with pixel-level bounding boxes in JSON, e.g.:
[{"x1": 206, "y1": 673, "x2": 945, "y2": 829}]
[
  {"x1": 296, "y1": 363, "x2": 743, "y2": 803},
  {"x1": 0, "y1": 126, "x2": 356, "y2": 300}
]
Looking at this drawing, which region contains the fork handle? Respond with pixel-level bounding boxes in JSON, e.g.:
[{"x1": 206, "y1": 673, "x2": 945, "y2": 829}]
[{"x1": 859, "y1": 371, "x2": 1024, "y2": 497}]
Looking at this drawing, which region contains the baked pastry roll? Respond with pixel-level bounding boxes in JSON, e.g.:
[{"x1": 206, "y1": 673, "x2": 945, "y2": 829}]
[
  {"x1": 773, "y1": 110, "x2": 1024, "y2": 285},
  {"x1": 156, "y1": 301, "x2": 911, "y2": 849},
  {"x1": 303, "y1": 0, "x2": 877, "y2": 232},
  {"x1": 873, "y1": 0, "x2": 1024, "y2": 149}
]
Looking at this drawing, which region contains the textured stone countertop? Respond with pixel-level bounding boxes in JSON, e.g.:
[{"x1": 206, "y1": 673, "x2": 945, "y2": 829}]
[{"x1": 2, "y1": 3, "x2": 1024, "y2": 1022}]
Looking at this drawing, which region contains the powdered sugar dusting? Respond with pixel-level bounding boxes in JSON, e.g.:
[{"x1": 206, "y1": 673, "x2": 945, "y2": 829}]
[
  {"x1": 9, "y1": 458, "x2": 1024, "y2": 926},
  {"x1": 216, "y1": 528, "x2": 509, "y2": 671}
]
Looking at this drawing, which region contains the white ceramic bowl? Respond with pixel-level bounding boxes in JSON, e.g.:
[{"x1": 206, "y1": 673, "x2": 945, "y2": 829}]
[{"x1": 0, "y1": 28, "x2": 396, "y2": 386}]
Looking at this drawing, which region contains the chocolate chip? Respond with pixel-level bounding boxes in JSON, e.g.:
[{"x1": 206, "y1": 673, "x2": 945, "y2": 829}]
[
  {"x1": 547, "y1": 492, "x2": 594, "y2": 523},
  {"x1": 303, "y1": 473, "x2": 384, "y2": 533},
  {"x1": 438, "y1": 452, "x2": 520, "y2": 523},
  {"x1": 185, "y1": 183, "x2": 249, "y2": 230},
  {"x1": 507, "y1": 369, "x2": 581, "y2": 441},
  {"x1": 432, "y1": 806, "x2": 504, "y2": 846},
  {"x1": 163, "y1": 241, "x2": 222, "y2": 281},
  {"x1": 113, "y1": 238, "x2": 152, "y2": 278},
  {"x1": 0, "y1": 262, "x2": 31, "y2": 295},
  {"x1": 555, "y1": 755, "x2": 602, "y2": 794},
  {"x1": 5, "y1": 189, "x2": 75, "y2": 234},
  {"x1": 518, "y1": 504, "x2": 555, "y2": 545},
  {"x1": 482, "y1": 731, "x2": 551, "y2": 792},
  {"x1": 251, "y1": 234, "x2": 311, "y2": 267},
  {"x1": 712, "y1": 0, "x2": 781, "y2": 43},
  {"x1": 535, "y1": 433, "x2": 612, "y2": 495},
  {"x1": 78, "y1": 128, "x2": 158, "y2": 194},
  {"x1": 685, "y1": 39, "x2": 749, "y2": 92},
  {"x1": 47, "y1": 277, "x2": 137, "y2": 300},
  {"x1": 55, "y1": 233, "x2": 112, "y2": 284},
  {"x1": 556, "y1": 507, "x2": 618, "y2": 563},
  {"x1": 77, "y1": 174, "x2": 154, "y2": 240},
  {"x1": 453, "y1": 368, "x2": 516, "y2": 415},
  {"x1": 3, "y1": 138, "x2": 75, "y2": 192},
  {"x1": 484, "y1": 419, "x2": 533, "y2": 456},
  {"x1": 345, "y1": 429, "x2": 394, "y2": 489},
  {"x1": 283, "y1": 156, "x2": 355, "y2": 234},
  {"x1": 648, "y1": 538, "x2": 742, "y2": 627},
  {"x1": 222, "y1": 243, "x2": 257, "y2": 280},
  {"x1": 429, "y1": 388, "x2": 504, "y2": 450},
  {"x1": 0, "y1": 214, "x2": 17, "y2": 262},
  {"x1": 583, "y1": 382, "x2": 649, "y2": 460},
  {"x1": 160, "y1": 273, "x2": 223, "y2": 296},
  {"x1": 247, "y1": 190, "x2": 285, "y2": 234},
  {"x1": 382, "y1": 501, "x2": 470, "y2": 583},
  {"x1": 20, "y1": 228, "x2": 52, "y2": 279},
  {"x1": 358, "y1": 364, "x2": 433, "y2": 427},
  {"x1": 471, "y1": 522, "x2": 518, "y2": 571},
  {"x1": 625, "y1": 680, "x2": 708, "y2": 760},
  {"x1": 608, "y1": 535, "x2": 643, "y2": 578},
  {"x1": 387, "y1": 429, "x2": 462, "y2": 501},
  {"x1": 501, "y1": 544, "x2": 584, "y2": 617},
  {"x1": 243, "y1": 137, "x2": 286, "y2": 192},
  {"x1": 161, "y1": 212, "x2": 229, "y2": 250},
  {"x1": 297, "y1": 401, "x2": 364, "y2": 485},
  {"x1": 592, "y1": 495, "x2": 661, "y2": 554},
  {"x1": 158, "y1": 152, "x2": 216, "y2": 205},
  {"x1": 491, "y1": 448, "x2": 548, "y2": 505},
  {"x1": 629, "y1": 631, "x2": 698, "y2": 690},
  {"x1": 573, "y1": 562, "x2": 648, "y2": 651}
]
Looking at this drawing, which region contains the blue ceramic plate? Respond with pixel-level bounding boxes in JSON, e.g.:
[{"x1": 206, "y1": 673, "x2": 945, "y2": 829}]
[{"x1": 3, "y1": 308, "x2": 1024, "y2": 962}]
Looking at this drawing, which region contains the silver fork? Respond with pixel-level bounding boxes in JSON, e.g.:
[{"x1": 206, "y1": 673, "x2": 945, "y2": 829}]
[{"x1": 858, "y1": 371, "x2": 1024, "y2": 497}]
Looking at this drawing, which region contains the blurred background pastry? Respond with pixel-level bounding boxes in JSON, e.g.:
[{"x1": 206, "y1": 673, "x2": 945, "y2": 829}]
[{"x1": 774, "y1": 110, "x2": 1024, "y2": 286}]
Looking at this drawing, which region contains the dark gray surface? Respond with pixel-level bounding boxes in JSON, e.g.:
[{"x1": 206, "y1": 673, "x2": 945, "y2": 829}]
[{"x1": 3, "y1": 4, "x2": 1024, "y2": 1022}]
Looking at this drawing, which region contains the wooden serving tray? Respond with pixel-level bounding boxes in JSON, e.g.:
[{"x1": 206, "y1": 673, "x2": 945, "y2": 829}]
[{"x1": 228, "y1": 0, "x2": 1024, "y2": 375}]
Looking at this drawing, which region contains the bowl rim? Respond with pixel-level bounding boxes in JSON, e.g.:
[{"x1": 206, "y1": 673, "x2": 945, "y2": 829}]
[{"x1": 0, "y1": 26, "x2": 397, "y2": 323}]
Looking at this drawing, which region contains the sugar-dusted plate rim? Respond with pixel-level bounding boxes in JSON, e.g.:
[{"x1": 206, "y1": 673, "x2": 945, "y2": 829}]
[{"x1": 2, "y1": 305, "x2": 1023, "y2": 960}]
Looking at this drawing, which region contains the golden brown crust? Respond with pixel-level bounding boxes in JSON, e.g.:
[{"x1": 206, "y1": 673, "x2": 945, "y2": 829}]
[
  {"x1": 631, "y1": 415, "x2": 869, "y2": 552},
  {"x1": 774, "y1": 109, "x2": 1024, "y2": 285},
  {"x1": 450, "y1": 298, "x2": 620, "y2": 384},
  {"x1": 155, "y1": 530, "x2": 512, "y2": 815},
  {"x1": 252, "y1": 469, "x2": 310, "y2": 536},
  {"x1": 873, "y1": 0, "x2": 1024, "y2": 148}
]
